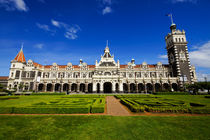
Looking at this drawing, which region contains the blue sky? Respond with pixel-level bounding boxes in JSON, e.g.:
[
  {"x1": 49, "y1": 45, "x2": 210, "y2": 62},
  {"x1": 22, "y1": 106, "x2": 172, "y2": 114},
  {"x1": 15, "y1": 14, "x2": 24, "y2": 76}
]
[{"x1": 0, "y1": 0, "x2": 210, "y2": 81}]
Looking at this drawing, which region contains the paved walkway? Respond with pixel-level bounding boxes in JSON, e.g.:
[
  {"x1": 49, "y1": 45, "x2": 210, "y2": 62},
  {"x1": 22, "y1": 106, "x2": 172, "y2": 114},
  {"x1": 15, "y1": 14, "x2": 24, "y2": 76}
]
[{"x1": 106, "y1": 96, "x2": 131, "y2": 116}]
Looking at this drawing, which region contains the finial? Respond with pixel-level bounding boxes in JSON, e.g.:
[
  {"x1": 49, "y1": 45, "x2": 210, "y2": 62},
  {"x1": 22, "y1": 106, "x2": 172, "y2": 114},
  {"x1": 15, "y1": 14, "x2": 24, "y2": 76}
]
[{"x1": 106, "y1": 40, "x2": 109, "y2": 47}]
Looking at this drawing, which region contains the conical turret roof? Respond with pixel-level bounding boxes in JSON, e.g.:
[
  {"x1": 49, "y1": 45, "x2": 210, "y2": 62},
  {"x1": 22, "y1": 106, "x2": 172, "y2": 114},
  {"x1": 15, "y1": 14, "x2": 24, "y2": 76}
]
[{"x1": 13, "y1": 47, "x2": 26, "y2": 63}]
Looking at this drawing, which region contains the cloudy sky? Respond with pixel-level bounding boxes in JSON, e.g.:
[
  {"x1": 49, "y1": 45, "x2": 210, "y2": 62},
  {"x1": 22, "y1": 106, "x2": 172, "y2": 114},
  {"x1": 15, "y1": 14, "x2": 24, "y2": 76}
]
[{"x1": 0, "y1": 0, "x2": 210, "y2": 81}]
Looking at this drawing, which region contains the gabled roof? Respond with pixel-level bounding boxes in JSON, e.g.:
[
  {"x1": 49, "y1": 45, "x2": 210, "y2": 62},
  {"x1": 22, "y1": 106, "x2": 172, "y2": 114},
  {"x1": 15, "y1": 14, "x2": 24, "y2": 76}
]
[{"x1": 13, "y1": 48, "x2": 26, "y2": 63}]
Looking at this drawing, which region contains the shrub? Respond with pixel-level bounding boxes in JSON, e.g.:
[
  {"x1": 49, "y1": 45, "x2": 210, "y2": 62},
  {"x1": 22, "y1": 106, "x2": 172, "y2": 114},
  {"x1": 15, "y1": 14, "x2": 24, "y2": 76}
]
[
  {"x1": 31, "y1": 93, "x2": 66, "y2": 95},
  {"x1": 153, "y1": 92, "x2": 189, "y2": 95}
]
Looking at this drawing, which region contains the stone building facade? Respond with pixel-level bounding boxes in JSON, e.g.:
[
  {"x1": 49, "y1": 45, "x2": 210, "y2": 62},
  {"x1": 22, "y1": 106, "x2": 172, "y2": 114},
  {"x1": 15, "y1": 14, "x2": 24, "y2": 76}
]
[{"x1": 7, "y1": 23, "x2": 197, "y2": 93}]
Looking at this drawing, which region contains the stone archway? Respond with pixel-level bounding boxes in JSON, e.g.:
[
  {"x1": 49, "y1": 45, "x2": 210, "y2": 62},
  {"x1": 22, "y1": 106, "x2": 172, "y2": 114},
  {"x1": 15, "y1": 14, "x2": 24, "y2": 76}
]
[
  {"x1": 88, "y1": 83, "x2": 93, "y2": 93},
  {"x1": 97, "y1": 83, "x2": 100, "y2": 93},
  {"x1": 71, "y1": 83, "x2": 77, "y2": 92},
  {"x1": 138, "y1": 83, "x2": 144, "y2": 93},
  {"x1": 38, "y1": 83, "x2": 44, "y2": 92},
  {"x1": 55, "y1": 83, "x2": 61, "y2": 92},
  {"x1": 130, "y1": 83, "x2": 136, "y2": 93},
  {"x1": 80, "y1": 83, "x2": 85, "y2": 93},
  {"x1": 115, "y1": 83, "x2": 119, "y2": 93},
  {"x1": 123, "y1": 83, "x2": 128, "y2": 93},
  {"x1": 47, "y1": 83, "x2": 52, "y2": 92},
  {"x1": 63, "y1": 83, "x2": 69, "y2": 92},
  {"x1": 146, "y1": 83, "x2": 153, "y2": 93},
  {"x1": 155, "y1": 83, "x2": 161, "y2": 92},
  {"x1": 104, "y1": 82, "x2": 112, "y2": 93},
  {"x1": 172, "y1": 83, "x2": 178, "y2": 91},
  {"x1": 163, "y1": 83, "x2": 170, "y2": 91}
]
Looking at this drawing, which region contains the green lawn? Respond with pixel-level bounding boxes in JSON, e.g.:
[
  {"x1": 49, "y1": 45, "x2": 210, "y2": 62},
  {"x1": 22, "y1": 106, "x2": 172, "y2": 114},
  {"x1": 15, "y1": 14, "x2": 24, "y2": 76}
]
[
  {"x1": 0, "y1": 115, "x2": 209, "y2": 140},
  {"x1": 116, "y1": 95, "x2": 210, "y2": 114},
  {"x1": 0, "y1": 95, "x2": 105, "y2": 114}
]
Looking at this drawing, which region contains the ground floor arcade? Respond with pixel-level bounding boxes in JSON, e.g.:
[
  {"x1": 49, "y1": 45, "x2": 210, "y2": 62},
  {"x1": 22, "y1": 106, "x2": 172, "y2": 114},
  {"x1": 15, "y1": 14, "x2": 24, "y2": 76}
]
[{"x1": 37, "y1": 82, "x2": 179, "y2": 93}]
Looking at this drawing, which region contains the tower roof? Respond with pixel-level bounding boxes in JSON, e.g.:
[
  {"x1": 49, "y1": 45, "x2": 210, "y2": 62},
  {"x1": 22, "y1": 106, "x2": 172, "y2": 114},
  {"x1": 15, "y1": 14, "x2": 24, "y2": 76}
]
[{"x1": 13, "y1": 47, "x2": 26, "y2": 63}]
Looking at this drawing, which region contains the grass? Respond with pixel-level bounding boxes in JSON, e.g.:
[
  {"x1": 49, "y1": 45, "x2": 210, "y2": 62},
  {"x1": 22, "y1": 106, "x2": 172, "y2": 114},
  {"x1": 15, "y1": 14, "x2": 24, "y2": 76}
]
[
  {"x1": 0, "y1": 95, "x2": 105, "y2": 114},
  {"x1": 0, "y1": 115, "x2": 209, "y2": 140},
  {"x1": 116, "y1": 95, "x2": 210, "y2": 114}
]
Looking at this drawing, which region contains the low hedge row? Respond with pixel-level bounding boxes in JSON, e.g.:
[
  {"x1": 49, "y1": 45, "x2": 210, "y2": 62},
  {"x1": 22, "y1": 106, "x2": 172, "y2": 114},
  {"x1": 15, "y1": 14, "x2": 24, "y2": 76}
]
[
  {"x1": 31, "y1": 93, "x2": 66, "y2": 95},
  {"x1": 119, "y1": 98, "x2": 210, "y2": 114},
  {"x1": 120, "y1": 98, "x2": 145, "y2": 112},
  {"x1": 91, "y1": 98, "x2": 105, "y2": 113},
  {"x1": 153, "y1": 92, "x2": 190, "y2": 95},
  {"x1": 0, "y1": 107, "x2": 90, "y2": 114}
]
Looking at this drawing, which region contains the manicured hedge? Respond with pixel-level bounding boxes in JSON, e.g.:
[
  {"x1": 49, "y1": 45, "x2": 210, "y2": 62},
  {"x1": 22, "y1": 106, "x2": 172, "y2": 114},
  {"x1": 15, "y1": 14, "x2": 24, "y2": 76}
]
[
  {"x1": 117, "y1": 95, "x2": 210, "y2": 114},
  {"x1": 120, "y1": 98, "x2": 145, "y2": 112},
  {"x1": 31, "y1": 93, "x2": 66, "y2": 95},
  {"x1": 91, "y1": 98, "x2": 105, "y2": 113},
  {"x1": 0, "y1": 107, "x2": 90, "y2": 114},
  {"x1": 153, "y1": 92, "x2": 190, "y2": 95}
]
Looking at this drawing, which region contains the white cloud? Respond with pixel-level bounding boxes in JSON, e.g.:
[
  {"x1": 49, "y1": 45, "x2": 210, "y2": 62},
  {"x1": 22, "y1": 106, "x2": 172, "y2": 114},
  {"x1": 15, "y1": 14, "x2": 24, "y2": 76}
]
[
  {"x1": 0, "y1": 0, "x2": 28, "y2": 12},
  {"x1": 34, "y1": 43, "x2": 44, "y2": 49},
  {"x1": 189, "y1": 41, "x2": 210, "y2": 68},
  {"x1": 51, "y1": 19, "x2": 61, "y2": 28},
  {"x1": 171, "y1": 0, "x2": 197, "y2": 3},
  {"x1": 158, "y1": 55, "x2": 168, "y2": 59},
  {"x1": 158, "y1": 41, "x2": 210, "y2": 68},
  {"x1": 51, "y1": 19, "x2": 81, "y2": 40},
  {"x1": 102, "y1": 0, "x2": 112, "y2": 5},
  {"x1": 36, "y1": 23, "x2": 50, "y2": 31},
  {"x1": 196, "y1": 73, "x2": 210, "y2": 82},
  {"x1": 36, "y1": 23, "x2": 55, "y2": 35},
  {"x1": 102, "y1": 6, "x2": 112, "y2": 15}
]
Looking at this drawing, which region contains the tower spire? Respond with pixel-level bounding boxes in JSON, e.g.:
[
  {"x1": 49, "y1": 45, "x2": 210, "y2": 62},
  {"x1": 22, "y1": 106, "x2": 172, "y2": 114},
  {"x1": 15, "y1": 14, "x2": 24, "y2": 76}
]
[
  {"x1": 21, "y1": 42, "x2": 24, "y2": 50},
  {"x1": 13, "y1": 44, "x2": 26, "y2": 63},
  {"x1": 106, "y1": 40, "x2": 109, "y2": 47}
]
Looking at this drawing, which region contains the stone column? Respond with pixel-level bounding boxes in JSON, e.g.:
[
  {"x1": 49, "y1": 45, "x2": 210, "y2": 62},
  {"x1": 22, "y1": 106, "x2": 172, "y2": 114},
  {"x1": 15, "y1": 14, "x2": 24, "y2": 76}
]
[
  {"x1": 144, "y1": 83, "x2": 147, "y2": 93},
  {"x1": 69, "y1": 83, "x2": 72, "y2": 93},
  {"x1": 44, "y1": 83, "x2": 47, "y2": 92},
  {"x1": 136, "y1": 83, "x2": 139, "y2": 93},
  {"x1": 93, "y1": 83, "x2": 96, "y2": 93},
  {"x1": 61, "y1": 83, "x2": 63, "y2": 92},
  {"x1": 119, "y1": 82, "x2": 123, "y2": 93},
  {"x1": 52, "y1": 83, "x2": 55, "y2": 92},
  {"x1": 85, "y1": 83, "x2": 88, "y2": 93},
  {"x1": 169, "y1": 83, "x2": 172, "y2": 92},
  {"x1": 152, "y1": 84, "x2": 155, "y2": 93},
  {"x1": 100, "y1": 83, "x2": 104, "y2": 93},
  {"x1": 77, "y1": 83, "x2": 80, "y2": 93},
  {"x1": 127, "y1": 83, "x2": 130, "y2": 93}
]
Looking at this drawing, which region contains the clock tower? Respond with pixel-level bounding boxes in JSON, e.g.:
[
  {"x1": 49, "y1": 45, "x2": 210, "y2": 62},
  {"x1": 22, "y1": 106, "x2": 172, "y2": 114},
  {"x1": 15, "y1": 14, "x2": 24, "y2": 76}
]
[{"x1": 165, "y1": 23, "x2": 193, "y2": 84}]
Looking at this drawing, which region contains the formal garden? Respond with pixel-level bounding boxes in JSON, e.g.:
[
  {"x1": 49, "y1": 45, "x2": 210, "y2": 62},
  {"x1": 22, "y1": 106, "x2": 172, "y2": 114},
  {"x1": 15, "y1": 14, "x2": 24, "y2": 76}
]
[
  {"x1": 0, "y1": 95, "x2": 105, "y2": 114},
  {"x1": 116, "y1": 94, "x2": 210, "y2": 114}
]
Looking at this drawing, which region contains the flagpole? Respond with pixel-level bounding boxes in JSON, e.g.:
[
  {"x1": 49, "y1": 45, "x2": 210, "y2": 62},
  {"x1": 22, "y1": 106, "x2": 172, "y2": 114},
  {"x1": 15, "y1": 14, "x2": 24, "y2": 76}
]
[{"x1": 170, "y1": 14, "x2": 174, "y2": 24}]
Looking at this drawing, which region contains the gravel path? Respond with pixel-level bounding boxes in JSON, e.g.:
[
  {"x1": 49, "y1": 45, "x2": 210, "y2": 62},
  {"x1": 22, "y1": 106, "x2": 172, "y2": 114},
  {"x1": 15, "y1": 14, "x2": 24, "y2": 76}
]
[{"x1": 106, "y1": 96, "x2": 131, "y2": 116}]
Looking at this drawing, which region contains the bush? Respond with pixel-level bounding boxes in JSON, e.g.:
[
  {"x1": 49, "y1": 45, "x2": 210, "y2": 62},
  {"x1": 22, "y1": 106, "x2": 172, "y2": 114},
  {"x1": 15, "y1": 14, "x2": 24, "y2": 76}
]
[
  {"x1": 153, "y1": 92, "x2": 189, "y2": 95},
  {"x1": 31, "y1": 93, "x2": 66, "y2": 95},
  {"x1": 0, "y1": 107, "x2": 90, "y2": 114}
]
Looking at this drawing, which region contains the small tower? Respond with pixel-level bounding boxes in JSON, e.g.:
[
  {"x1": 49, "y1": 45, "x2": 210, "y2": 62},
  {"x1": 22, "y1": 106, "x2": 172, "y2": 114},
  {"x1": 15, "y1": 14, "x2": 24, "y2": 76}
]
[
  {"x1": 9, "y1": 45, "x2": 27, "y2": 83},
  {"x1": 165, "y1": 20, "x2": 193, "y2": 83}
]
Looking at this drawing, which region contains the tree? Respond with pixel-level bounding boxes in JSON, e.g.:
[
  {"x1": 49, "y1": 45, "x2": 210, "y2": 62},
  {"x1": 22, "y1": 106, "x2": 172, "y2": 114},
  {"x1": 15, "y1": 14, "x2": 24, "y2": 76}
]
[{"x1": 18, "y1": 83, "x2": 24, "y2": 92}]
